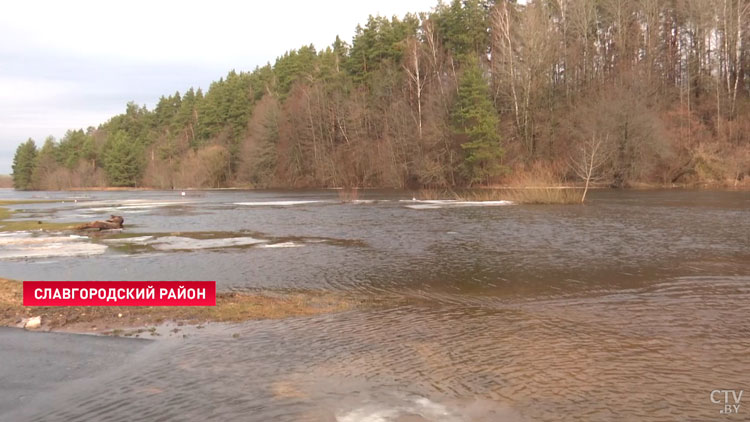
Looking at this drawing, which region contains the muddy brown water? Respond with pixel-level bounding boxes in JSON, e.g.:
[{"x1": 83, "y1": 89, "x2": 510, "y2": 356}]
[{"x1": 0, "y1": 189, "x2": 748, "y2": 421}]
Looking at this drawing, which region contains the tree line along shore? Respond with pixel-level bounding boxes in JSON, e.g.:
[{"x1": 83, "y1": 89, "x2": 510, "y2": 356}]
[{"x1": 11, "y1": 0, "x2": 750, "y2": 192}]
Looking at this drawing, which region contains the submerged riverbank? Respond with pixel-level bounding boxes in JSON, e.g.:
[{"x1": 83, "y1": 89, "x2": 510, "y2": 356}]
[{"x1": 0, "y1": 278, "x2": 360, "y2": 335}]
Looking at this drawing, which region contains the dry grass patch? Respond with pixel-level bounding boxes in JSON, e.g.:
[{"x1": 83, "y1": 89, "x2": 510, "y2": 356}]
[
  {"x1": 0, "y1": 218, "x2": 79, "y2": 232},
  {"x1": 416, "y1": 187, "x2": 583, "y2": 204},
  {"x1": 487, "y1": 188, "x2": 583, "y2": 204},
  {"x1": 415, "y1": 188, "x2": 460, "y2": 200},
  {"x1": 0, "y1": 200, "x2": 60, "y2": 206}
]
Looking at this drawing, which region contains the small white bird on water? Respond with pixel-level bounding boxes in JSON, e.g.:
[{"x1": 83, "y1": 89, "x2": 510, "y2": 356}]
[{"x1": 181, "y1": 191, "x2": 186, "y2": 196}]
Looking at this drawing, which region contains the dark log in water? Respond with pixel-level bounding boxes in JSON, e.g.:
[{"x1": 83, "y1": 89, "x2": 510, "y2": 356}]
[{"x1": 75, "y1": 215, "x2": 124, "y2": 231}]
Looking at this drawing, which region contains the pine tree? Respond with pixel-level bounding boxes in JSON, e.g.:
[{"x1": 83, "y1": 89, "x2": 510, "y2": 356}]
[
  {"x1": 451, "y1": 57, "x2": 504, "y2": 185},
  {"x1": 32, "y1": 137, "x2": 61, "y2": 187},
  {"x1": 347, "y1": 15, "x2": 419, "y2": 81},
  {"x1": 252, "y1": 102, "x2": 280, "y2": 186},
  {"x1": 274, "y1": 46, "x2": 318, "y2": 95},
  {"x1": 434, "y1": 0, "x2": 491, "y2": 60},
  {"x1": 104, "y1": 130, "x2": 144, "y2": 187},
  {"x1": 81, "y1": 135, "x2": 98, "y2": 167},
  {"x1": 11, "y1": 138, "x2": 38, "y2": 190},
  {"x1": 58, "y1": 129, "x2": 90, "y2": 169}
]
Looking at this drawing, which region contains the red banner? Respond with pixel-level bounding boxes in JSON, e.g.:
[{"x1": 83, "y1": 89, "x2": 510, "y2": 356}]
[{"x1": 23, "y1": 281, "x2": 216, "y2": 306}]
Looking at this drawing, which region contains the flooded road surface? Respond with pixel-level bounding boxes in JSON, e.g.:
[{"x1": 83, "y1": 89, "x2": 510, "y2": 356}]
[
  {"x1": 0, "y1": 327, "x2": 152, "y2": 417},
  {"x1": 1, "y1": 189, "x2": 749, "y2": 421}
]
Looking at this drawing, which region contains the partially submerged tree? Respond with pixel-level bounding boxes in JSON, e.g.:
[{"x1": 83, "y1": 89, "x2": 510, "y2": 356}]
[{"x1": 570, "y1": 134, "x2": 609, "y2": 203}]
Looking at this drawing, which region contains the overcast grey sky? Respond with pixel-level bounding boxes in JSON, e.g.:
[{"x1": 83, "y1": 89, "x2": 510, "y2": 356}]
[{"x1": 0, "y1": 0, "x2": 438, "y2": 174}]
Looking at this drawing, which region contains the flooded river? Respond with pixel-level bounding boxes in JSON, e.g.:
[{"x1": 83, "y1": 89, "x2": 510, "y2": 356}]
[{"x1": 1, "y1": 189, "x2": 749, "y2": 421}]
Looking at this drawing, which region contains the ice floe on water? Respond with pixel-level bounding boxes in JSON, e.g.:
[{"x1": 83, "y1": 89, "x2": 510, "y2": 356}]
[
  {"x1": 73, "y1": 200, "x2": 194, "y2": 213},
  {"x1": 336, "y1": 396, "x2": 458, "y2": 422},
  {"x1": 402, "y1": 199, "x2": 513, "y2": 209},
  {"x1": 150, "y1": 236, "x2": 267, "y2": 250},
  {"x1": 234, "y1": 200, "x2": 325, "y2": 206},
  {"x1": 261, "y1": 241, "x2": 304, "y2": 248},
  {"x1": 335, "y1": 396, "x2": 522, "y2": 422},
  {"x1": 87, "y1": 203, "x2": 192, "y2": 213},
  {"x1": 100, "y1": 233, "x2": 271, "y2": 250},
  {"x1": 0, "y1": 233, "x2": 108, "y2": 259},
  {"x1": 82, "y1": 199, "x2": 191, "y2": 207},
  {"x1": 0, "y1": 227, "x2": 345, "y2": 259},
  {"x1": 0, "y1": 233, "x2": 86, "y2": 245},
  {"x1": 101, "y1": 236, "x2": 155, "y2": 245}
]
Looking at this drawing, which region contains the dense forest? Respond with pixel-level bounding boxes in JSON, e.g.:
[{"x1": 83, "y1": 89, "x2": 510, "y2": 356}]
[{"x1": 11, "y1": 0, "x2": 750, "y2": 190}]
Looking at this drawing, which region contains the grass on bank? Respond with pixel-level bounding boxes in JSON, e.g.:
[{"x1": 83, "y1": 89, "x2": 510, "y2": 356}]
[
  {"x1": 0, "y1": 200, "x2": 81, "y2": 232},
  {"x1": 469, "y1": 188, "x2": 582, "y2": 204},
  {"x1": 0, "y1": 200, "x2": 61, "y2": 205},
  {"x1": 0, "y1": 278, "x2": 358, "y2": 333},
  {"x1": 416, "y1": 187, "x2": 584, "y2": 204},
  {"x1": 417, "y1": 163, "x2": 587, "y2": 204}
]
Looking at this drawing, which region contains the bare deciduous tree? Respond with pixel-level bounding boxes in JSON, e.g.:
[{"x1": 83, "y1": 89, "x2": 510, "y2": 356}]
[
  {"x1": 570, "y1": 134, "x2": 609, "y2": 203},
  {"x1": 404, "y1": 37, "x2": 426, "y2": 139}
]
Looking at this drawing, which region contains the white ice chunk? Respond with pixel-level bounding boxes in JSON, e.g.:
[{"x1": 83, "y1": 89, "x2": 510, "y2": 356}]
[
  {"x1": 151, "y1": 236, "x2": 267, "y2": 250},
  {"x1": 261, "y1": 242, "x2": 304, "y2": 248},
  {"x1": 102, "y1": 236, "x2": 155, "y2": 245},
  {"x1": 404, "y1": 199, "x2": 513, "y2": 209},
  {"x1": 234, "y1": 200, "x2": 323, "y2": 206},
  {"x1": 0, "y1": 235, "x2": 107, "y2": 259}
]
